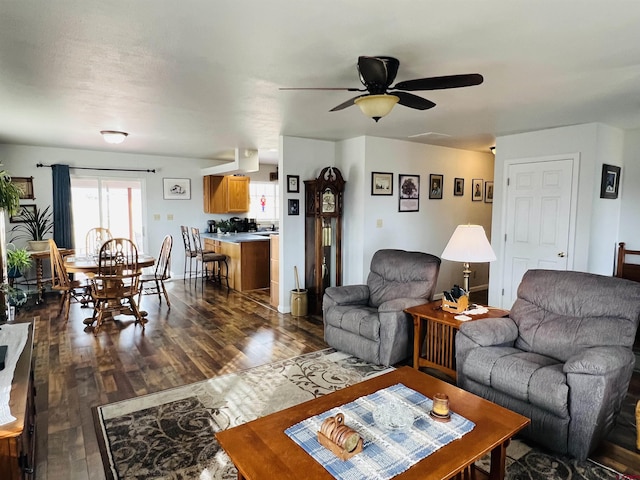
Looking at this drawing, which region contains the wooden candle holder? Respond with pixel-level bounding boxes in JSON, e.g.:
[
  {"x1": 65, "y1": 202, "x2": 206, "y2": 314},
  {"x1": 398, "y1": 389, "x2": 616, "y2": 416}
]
[
  {"x1": 317, "y1": 413, "x2": 363, "y2": 461},
  {"x1": 442, "y1": 294, "x2": 469, "y2": 314}
]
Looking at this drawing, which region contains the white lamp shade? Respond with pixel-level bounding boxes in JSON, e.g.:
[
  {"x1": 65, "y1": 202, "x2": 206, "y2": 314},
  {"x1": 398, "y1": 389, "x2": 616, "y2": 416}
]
[
  {"x1": 441, "y1": 224, "x2": 497, "y2": 263},
  {"x1": 354, "y1": 94, "x2": 399, "y2": 120},
  {"x1": 100, "y1": 130, "x2": 128, "y2": 144}
]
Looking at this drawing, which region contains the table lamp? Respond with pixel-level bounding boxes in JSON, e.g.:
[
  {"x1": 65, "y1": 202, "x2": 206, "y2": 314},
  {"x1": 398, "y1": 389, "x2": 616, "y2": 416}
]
[{"x1": 441, "y1": 224, "x2": 497, "y2": 294}]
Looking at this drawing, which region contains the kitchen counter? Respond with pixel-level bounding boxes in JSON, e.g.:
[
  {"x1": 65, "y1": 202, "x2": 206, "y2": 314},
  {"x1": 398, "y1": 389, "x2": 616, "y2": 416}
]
[
  {"x1": 201, "y1": 232, "x2": 277, "y2": 244},
  {"x1": 201, "y1": 232, "x2": 273, "y2": 291}
]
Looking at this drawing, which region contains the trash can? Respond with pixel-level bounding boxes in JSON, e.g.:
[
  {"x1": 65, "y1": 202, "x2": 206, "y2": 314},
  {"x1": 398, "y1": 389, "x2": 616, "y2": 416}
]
[{"x1": 290, "y1": 289, "x2": 308, "y2": 317}]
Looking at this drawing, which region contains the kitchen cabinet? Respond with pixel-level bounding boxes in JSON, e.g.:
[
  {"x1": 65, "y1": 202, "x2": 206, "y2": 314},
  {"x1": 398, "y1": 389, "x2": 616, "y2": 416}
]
[
  {"x1": 203, "y1": 175, "x2": 250, "y2": 213},
  {"x1": 203, "y1": 235, "x2": 269, "y2": 291}
]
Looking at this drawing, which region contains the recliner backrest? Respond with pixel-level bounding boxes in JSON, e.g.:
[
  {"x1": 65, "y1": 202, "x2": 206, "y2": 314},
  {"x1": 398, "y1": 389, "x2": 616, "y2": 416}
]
[
  {"x1": 511, "y1": 269, "x2": 640, "y2": 362},
  {"x1": 366, "y1": 249, "x2": 441, "y2": 308}
]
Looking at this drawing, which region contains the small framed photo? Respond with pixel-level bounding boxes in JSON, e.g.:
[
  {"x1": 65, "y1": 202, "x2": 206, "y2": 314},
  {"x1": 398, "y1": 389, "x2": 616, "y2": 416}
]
[
  {"x1": 472, "y1": 179, "x2": 483, "y2": 202},
  {"x1": 371, "y1": 172, "x2": 393, "y2": 195},
  {"x1": 288, "y1": 198, "x2": 300, "y2": 215},
  {"x1": 287, "y1": 175, "x2": 300, "y2": 193},
  {"x1": 12, "y1": 177, "x2": 35, "y2": 200},
  {"x1": 10, "y1": 204, "x2": 37, "y2": 223},
  {"x1": 484, "y1": 181, "x2": 494, "y2": 203},
  {"x1": 398, "y1": 174, "x2": 420, "y2": 212},
  {"x1": 163, "y1": 178, "x2": 191, "y2": 200},
  {"x1": 600, "y1": 164, "x2": 621, "y2": 199},
  {"x1": 454, "y1": 178, "x2": 464, "y2": 196},
  {"x1": 428, "y1": 174, "x2": 443, "y2": 200}
]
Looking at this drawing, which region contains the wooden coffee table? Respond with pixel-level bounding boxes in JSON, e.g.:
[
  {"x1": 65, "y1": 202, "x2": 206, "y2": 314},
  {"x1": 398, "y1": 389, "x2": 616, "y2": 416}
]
[{"x1": 216, "y1": 366, "x2": 529, "y2": 480}]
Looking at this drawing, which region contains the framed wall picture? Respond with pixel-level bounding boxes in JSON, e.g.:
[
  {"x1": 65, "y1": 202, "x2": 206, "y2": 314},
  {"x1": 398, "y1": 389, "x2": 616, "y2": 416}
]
[
  {"x1": 9, "y1": 204, "x2": 37, "y2": 223},
  {"x1": 398, "y1": 174, "x2": 420, "y2": 212},
  {"x1": 484, "y1": 181, "x2": 494, "y2": 203},
  {"x1": 371, "y1": 172, "x2": 393, "y2": 195},
  {"x1": 472, "y1": 179, "x2": 483, "y2": 202},
  {"x1": 428, "y1": 174, "x2": 443, "y2": 200},
  {"x1": 12, "y1": 176, "x2": 35, "y2": 200},
  {"x1": 287, "y1": 175, "x2": 300, "y2": 193},
  {"x1": 454, "y1": 178, "x2": 464, "y2": 196},
  {"x1": 288, "y1": 198, "x2": 300, "y2": 215},
  {"x1": 600, "y1": 164, "x2": 621, "y2": 199},
  {"x1": 163, "y1": 178, "x2": 191, "y2": 200}
]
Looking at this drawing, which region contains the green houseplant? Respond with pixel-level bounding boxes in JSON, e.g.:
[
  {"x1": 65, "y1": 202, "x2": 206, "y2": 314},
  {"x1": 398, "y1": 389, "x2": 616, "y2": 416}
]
[
  {"x1": 0, "y1": 170, "x2": 23, "y2": 321},
  {"x1": 6, "y1": 243, "x2": 32, "y2": 278},
  {"x1": 10, "y1": 204, "x2": 54, "y2": 250}
]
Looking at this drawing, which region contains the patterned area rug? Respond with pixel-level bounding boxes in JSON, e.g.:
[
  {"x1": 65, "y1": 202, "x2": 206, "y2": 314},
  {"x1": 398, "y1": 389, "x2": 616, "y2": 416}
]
[{"x1": 94, "y1": 348, "x2": 626, "y2": 479}]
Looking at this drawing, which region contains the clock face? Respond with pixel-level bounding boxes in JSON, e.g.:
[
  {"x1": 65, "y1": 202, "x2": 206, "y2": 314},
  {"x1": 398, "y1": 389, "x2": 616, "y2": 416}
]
[{"x1": 322, "y1": 189, "x2": 336, "y2": 213}]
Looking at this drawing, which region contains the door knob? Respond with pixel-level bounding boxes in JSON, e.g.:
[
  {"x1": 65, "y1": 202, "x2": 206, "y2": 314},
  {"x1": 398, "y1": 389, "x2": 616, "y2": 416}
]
[{"x1": 557, "y1": 252, "x2": 566, "y2": 258}]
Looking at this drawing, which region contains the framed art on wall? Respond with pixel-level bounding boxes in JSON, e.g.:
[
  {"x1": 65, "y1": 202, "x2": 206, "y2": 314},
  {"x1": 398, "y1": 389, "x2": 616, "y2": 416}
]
[
  {"x1": 472, "y1": 179, "x2": 483, "y2": 202},
  {"x1": 398, "y1": 174, "x2": 420, "y2": 212},
  {"x1": 9, "y1": 204, "x2": 37, "y2": 223},
  {"x1": 371, "y1": 172, "x2": 393, "y2": 195},
  {"x1": 484, "y1": 181, "x2": 494, "y2": 203},
  {"x1": 428, "y1": 174, "x2": 443, "y2": 199},
  {"x1": 163, "y1": 178, "x2": 191, "y2": 200},
  {"x1": 288, "y1": 198, "x2": 300, "y2": 215},
  {"x1": 287, "y1": 175, "x2": 300, "y2": 193},
  {"x1": 454, "y1": 178, "x2": 464, "y2": 196},
  {"x1": 600, "y1": 164, "x2": 621, "y2": 199},
  {"x1": 11, "y1": 177, "x2": 35, "y2": 200}
]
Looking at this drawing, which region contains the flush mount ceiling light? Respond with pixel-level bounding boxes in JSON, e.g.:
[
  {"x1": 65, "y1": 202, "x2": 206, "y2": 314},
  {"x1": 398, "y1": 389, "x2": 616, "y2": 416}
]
[
  {"x1": 490, "y1": 146, "x2": 496, "y2": 155},
  {"x1": 100, "y1": 130, "x2": 128, "y2": 144},
  {"x1": 354, "y1": 94, "x2": 400, "y2": 122}
]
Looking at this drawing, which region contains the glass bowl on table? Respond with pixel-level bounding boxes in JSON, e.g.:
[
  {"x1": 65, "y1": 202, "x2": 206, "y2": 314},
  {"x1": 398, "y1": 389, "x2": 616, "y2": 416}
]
[{"x1": 373, "y1": 402, "x2": 415, "y2": 432}]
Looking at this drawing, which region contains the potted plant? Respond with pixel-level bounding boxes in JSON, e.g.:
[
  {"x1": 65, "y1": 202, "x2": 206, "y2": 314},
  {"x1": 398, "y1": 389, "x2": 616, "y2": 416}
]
[
  {"x1": 6, "y1": 243, "x2": 32, "y2": 279},
  {"x1": 0, "y1": 170, "x2": 23, "y2": 321},
  {"x1": 10, "y1": 205, "x2": 54, "y2": 251}
]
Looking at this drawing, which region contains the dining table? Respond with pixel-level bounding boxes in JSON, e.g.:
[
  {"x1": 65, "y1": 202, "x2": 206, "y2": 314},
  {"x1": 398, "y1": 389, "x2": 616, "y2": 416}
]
[{"x1": 64, "y1": 254, "x2": 156, "y2": 327}]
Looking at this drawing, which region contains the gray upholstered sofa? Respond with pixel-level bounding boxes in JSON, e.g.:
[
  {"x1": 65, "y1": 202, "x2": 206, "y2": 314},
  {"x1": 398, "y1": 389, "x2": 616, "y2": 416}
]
[
  {"x1": 323, "y1": 249, "x2": 441, "y2": 366},
  {"x1": 456, "y1": 269, "x2": 640, "y2": 460}
]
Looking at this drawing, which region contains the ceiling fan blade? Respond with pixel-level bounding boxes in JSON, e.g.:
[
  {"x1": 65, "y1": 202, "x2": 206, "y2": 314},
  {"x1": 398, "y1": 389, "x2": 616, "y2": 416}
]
[
  {"x1": 395, "y1": 92, "x2": 436, "y2": 110},
  {"x1": 329, "y1": 95, "x2": 367, "y2": 112},
  {"x1": 393, "y1": 73, "x2": 483, "y2": 91},
  {"x1": 358, "y1": 56, "x2": 399, "y2": 91},
  {"x1": 279, "y1": 87, "x2": 363, "y2": 91}
]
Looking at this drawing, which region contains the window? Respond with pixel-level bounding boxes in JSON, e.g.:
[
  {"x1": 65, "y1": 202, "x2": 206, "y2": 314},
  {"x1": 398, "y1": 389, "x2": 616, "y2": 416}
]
[
  {"x1": 248, "y1": 182, "x2": 279, "y2": 222},
  {"x1": 70, "y1": 176, "x2": 145, "y2": 253}
]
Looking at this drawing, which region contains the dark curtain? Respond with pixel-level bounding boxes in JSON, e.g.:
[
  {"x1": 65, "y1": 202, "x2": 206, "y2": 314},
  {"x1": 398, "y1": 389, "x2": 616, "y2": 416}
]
[{"x1": 52, "y1": 164, "x2": 74, "y2": 248}]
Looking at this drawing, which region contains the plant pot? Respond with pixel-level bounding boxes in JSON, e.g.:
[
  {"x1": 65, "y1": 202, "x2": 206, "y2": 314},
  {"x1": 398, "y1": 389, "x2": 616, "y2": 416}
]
[{"x1": 28, "y1": 240, "x2": 50, "y2": 252}]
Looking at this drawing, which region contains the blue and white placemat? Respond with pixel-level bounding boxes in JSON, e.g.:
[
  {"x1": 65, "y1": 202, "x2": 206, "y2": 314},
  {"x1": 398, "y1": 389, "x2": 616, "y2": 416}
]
[{"x1": 285, "y1": 383, "x2": 475, "y2": 480}]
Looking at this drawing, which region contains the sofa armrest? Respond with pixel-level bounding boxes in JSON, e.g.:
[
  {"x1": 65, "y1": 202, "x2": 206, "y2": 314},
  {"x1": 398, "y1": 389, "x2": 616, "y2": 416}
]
[
  {"x1": 564, "y1": 346, "x2": 635, "y2": 376},
  {"x1": 458, "y1": 316, "x2": 518, "y2": 347},
  {"x1": 323, "y1": 285, "x2": 370, "y2": 306},
  {"x1": 378, "y1": 297, "x2": 428, "y2": 313}
]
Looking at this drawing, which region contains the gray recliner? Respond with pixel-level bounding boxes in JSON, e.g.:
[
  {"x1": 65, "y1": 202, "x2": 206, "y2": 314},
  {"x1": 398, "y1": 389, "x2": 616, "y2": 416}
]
[
  {"x1": 456, "y1": 269, "x2": 640, "y2": 460},
  {"x1": 323, "y1": 249, "x2": 441, "y2": 366}
]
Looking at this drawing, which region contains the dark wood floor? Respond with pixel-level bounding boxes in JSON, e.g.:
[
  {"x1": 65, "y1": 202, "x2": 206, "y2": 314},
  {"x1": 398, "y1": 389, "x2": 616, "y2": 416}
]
[{"x1": 14, "y1": 282, "x2": 640, "y2": 479}]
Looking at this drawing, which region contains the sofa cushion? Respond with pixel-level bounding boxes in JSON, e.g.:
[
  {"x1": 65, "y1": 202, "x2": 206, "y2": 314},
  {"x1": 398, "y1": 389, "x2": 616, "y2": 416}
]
[
  {"x1": 324, "y1": 305, "x2": 380, "y2": 341},
  {"x1": 366, "y1": 249, "x2": 440, "y2": 308},
  {"x1": 465, "y1": 347, "x2": 569, "y2": 418}
]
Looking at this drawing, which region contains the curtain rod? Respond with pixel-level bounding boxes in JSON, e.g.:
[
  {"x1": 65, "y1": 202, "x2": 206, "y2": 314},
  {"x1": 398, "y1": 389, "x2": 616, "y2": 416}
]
[{"x1": 36, "y1": 163, "x2": 156, "y2": 173}]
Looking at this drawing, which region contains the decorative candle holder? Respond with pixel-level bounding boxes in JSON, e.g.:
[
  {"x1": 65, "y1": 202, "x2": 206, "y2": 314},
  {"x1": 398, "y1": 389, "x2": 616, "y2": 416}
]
[{"x1": 429, "y1": 393, "x2": 451, "y2": 422}]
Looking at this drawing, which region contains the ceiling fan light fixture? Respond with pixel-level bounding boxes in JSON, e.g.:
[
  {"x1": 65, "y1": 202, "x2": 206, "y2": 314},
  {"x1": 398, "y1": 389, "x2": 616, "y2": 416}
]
[
  {"x1": 354, "y1": 94, "x2": 399, "y2": 122},
  {"x1": 100, "y1": 130, "x2": 128, "y2": 144}
]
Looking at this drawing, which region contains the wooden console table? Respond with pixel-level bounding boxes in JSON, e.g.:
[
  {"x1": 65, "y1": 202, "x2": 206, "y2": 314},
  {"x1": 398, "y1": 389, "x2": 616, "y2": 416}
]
[
  {"x1": 0, "y1": 322, "x2": 36, "y2": 479},
  {"x1": 405, "y1": 300, "x2": 509, "y2": 380}
]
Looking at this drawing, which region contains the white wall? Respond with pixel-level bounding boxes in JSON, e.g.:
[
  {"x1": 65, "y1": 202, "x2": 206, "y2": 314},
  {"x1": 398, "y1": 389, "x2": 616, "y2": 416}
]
[
  {"x1": 279, "y1": 136, "x2": 336, "y2": 312},
  {"x1": 0, "y1": 143, "x2": 222, "y2": 277},
  {"x1": 489, "y1": 123, "x2": 625, "y2": 307}
]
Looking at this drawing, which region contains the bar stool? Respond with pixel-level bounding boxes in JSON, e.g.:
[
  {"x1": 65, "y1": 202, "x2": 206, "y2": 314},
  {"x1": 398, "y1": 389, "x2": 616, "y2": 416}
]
[{"x1": 191, "y1": 227, "x2": 230, "y2": 289}]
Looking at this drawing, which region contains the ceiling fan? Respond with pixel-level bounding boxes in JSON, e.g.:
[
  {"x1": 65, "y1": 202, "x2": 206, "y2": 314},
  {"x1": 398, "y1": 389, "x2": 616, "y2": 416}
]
[{"x1": 281, "y1": 56, "x2": 483, "y2": 122}]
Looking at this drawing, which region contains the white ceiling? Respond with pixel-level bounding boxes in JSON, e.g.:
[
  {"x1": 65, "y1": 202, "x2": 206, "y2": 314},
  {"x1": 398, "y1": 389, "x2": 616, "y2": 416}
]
[{"x1": 1, "y1": 1, "x2": 640, "y2": 164}]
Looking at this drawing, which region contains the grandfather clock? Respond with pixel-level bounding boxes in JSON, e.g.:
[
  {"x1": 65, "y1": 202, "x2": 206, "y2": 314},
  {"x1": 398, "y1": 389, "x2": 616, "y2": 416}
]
[{"x1": 304, "y1": 166, "x2": 345, "y2": 314}]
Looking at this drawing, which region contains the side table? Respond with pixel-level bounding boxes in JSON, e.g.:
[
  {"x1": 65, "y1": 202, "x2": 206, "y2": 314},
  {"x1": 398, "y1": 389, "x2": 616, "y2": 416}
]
[{"x1": 405, "y1": 300, "x2": 509, "y2": 380}]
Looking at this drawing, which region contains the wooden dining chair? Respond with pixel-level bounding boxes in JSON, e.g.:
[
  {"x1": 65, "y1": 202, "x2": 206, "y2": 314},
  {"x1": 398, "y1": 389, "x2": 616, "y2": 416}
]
[
  {"x1": 49, "y1": 239, "x2": 85, "y2": 323},
  {"x1": 138, "y1": 234, "x2": 173, "y2": 307},
  {"x1": 180, "y1": 225, "x2": 197, "y2": 281},
  {"x1": 86, "y1": 227, "x2": 113, "y2": 257},
  {"x1": 90, "y1": 238, "x2": 145, "y2": 334},
  {"x1": 191, "y1": 227, "x2": 229, "y2": 288}
]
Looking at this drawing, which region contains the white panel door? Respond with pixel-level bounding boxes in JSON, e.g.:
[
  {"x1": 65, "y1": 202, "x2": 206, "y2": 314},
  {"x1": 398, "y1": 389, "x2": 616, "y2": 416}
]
[{"x1": 502, "y1": 158, "x2": 575, "y2": 307}]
